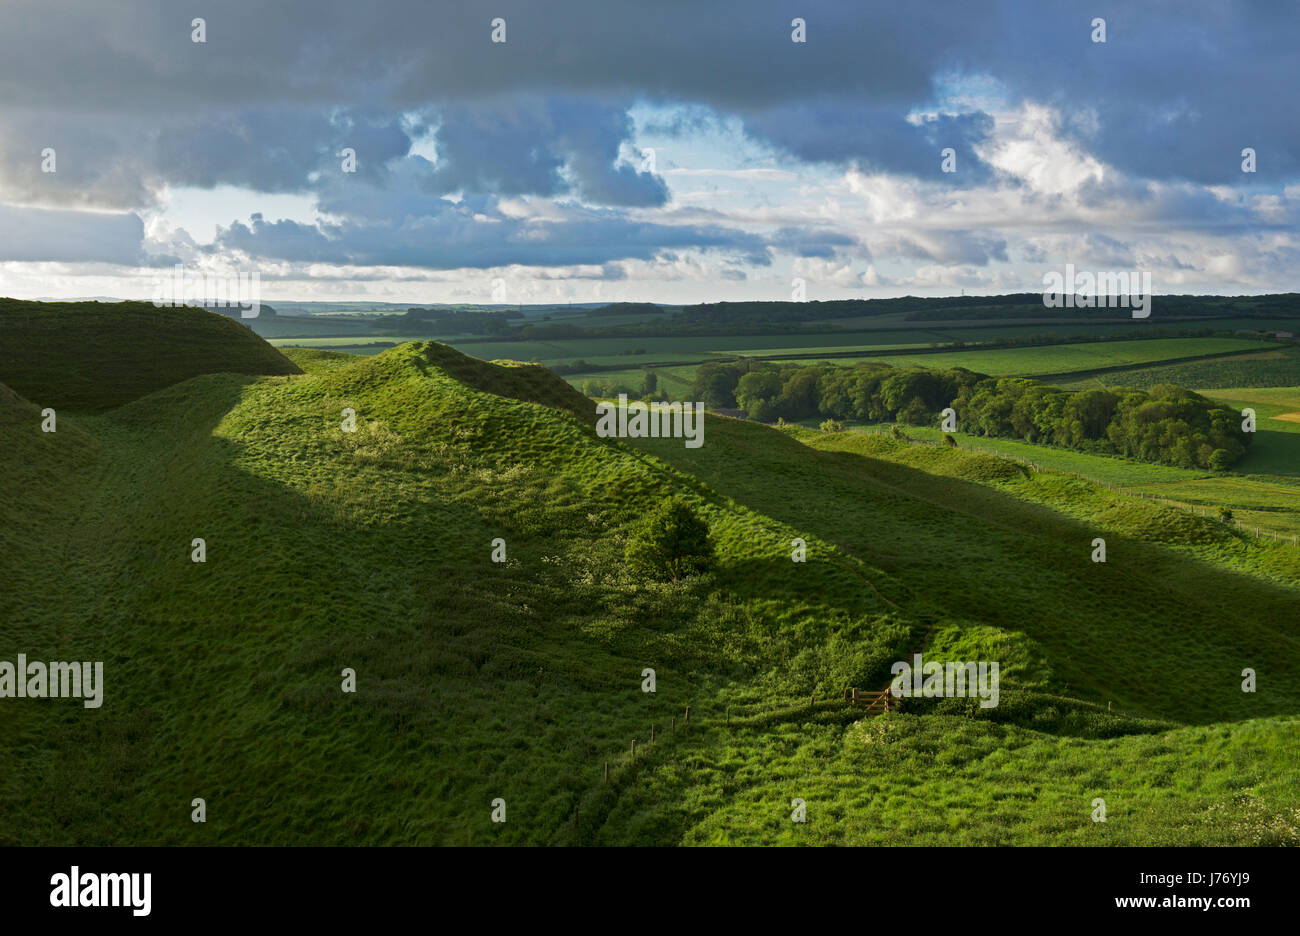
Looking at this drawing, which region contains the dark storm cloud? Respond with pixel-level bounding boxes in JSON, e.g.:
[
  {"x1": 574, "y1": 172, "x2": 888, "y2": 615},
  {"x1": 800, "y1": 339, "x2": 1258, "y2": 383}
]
[
  {"x1": 0, "y1": 107, "x2": 415, "y2": 209},
  {"x1": 987, "y1": 2, "x2": 1300, "y2": 185},
  {"x1": 0, "y1": 0, "x2": 1294, "y2": 268},
  {"x1": 0, "y1": 0, "x2": 1291, "y2": 188},
  {"x1": 427, "y1": 97, "x2": 668, "y2": 206},
  {"x1": 745, "y1": 105, "x2": 996, "y2": 183},
  {"x1": 0, "y1": 1, "x2": 945, "y2": 112},
  {"x1": 156, "y1": 108, "x2": 414, "y2": 191}
]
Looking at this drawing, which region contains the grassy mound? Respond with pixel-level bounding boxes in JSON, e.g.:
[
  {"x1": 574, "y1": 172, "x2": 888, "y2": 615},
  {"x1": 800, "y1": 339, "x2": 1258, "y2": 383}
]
[
  {"x1": 321, "y1": 340, "x2": 596, "y2": 422},
  {"x1": 0, "y1": 343, "x2": 906, "y2": 845},
  {"x1": 0, "y1": 299, "x2": 300, "y2": 411}
]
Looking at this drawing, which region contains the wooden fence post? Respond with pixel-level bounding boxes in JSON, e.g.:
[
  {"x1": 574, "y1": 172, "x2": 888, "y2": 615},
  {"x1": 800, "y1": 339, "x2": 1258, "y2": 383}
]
[
  {"x1": 604, "y1": 761, "x2": 609, "y2": 782},
  {"x1": 631, "y1": 739, "x2": 636, "y2": 761}
]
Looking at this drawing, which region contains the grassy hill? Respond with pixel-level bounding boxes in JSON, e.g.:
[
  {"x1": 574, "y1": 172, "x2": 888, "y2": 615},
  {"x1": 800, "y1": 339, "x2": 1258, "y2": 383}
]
[
  {"x1": 0, "y1": 339, "x2": 908, "y2": 844},
  {"x1": 0, "y1": 299, "x2": 300, "y2": 410},
  {"x1": 1, "y1": 331, "x2": 1297, "y2": 845}
]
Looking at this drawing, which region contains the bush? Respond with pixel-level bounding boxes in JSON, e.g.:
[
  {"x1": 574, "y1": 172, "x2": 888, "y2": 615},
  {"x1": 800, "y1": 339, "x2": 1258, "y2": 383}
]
[
  {"x1": 1208, "y1": 448, "x2": 1234, "y2": 472},
  {"x1": 624, "y1": 498, "x2": 716, "y2": 584},
  {"x1": 819, "y1": 419, "x2": 845, "y2": 432},
  {"x1": 1218, "y1": 506, "x2": 1234, "y2": 523}
]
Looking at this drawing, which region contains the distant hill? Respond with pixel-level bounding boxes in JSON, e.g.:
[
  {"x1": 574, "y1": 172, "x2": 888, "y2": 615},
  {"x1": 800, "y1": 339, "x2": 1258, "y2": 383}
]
[
  {"x1": 199, "y1": 302, "x2": 278, "y2": 318},
  {"x1": 0, "y1": 299, "x2": 300, "y2": 411},
  {"x1": 677, "y1": 293, "x2": 1300, "y2": 326},
  {"x1": 589, "y1": 302, "x2": 664, "y2": 316}
]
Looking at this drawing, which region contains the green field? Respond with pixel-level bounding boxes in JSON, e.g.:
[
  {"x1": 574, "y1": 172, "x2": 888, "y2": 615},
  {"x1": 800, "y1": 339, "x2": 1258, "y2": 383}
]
[
  {"x1": 1201, "y1": 387, "x2": 1300, "y2": 476},
  {"x1": 445, "y1": 330, "x2": 941, "y2": 364},
  {"x1": 1127, "y1": 475, "x2": 1300, "y2": 539},
  {"x1": 826, "y1": 422, "x2": 1300, "y2": 542},
  {"x1": 267, "y1": 335, "x2": 426, "y2": 350},
  {"x1": 845, "y1": 424, "x2": 1210, "y2": 485},
  {"x1": 764, "y1": 337, "x2": 1267, "y2": 376},
  {"x1": 562, "y1": 338, "x2": 1279, "y2": 399},
  {"x1": 276, "y1": 330, "x2": 1280, "y2": 380},
  {"x1": 1054, "y1": 347, "x2": 1300, "y2": 391},
  {"x1": 563, "y1": 362, "x2": 700, "y2": 393},
  {"x1": 897, "y1": 317, "x2": 1300, "y2": 343},
  {"x1": 3, "y1": 302, "x2": 1299, "y2": 846},
  {"x1": 272, "y1": 330, "x2": 939, "y2": 362},
  {"x1": 247, "y1": 315, "x2": 387, "y2": 339}
]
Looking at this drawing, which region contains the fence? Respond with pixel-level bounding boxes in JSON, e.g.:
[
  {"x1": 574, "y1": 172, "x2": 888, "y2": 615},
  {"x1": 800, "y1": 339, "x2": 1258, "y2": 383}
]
[
  {"x1": 884, "y1": 432, "x2": 1298, "y2": 547},
  {"x1": 845, "y1": 687, "x2": 895, "y2": 714}
]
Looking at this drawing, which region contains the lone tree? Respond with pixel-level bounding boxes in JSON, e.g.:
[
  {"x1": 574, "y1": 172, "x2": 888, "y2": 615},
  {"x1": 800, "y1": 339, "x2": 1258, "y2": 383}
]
[{"x1": 625, "y1": 498, "x2": 715, "y2": 584}]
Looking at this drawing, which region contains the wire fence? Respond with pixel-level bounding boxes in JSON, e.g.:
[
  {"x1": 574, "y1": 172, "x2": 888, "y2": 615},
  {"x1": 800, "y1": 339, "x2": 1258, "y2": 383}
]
[{"x1": 889, "y1": 433, "x2": 1298, "y2": 547}]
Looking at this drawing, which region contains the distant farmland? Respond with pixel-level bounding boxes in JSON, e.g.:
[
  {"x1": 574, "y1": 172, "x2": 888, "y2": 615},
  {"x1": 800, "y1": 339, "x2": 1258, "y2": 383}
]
[
  {"x1": 1055, "y1": 347, "x2": 1300, "y2": 391},
  {"x1": 762, "y1": 337, "x2": 1270, "y2": 376},
  {"x1": 559, "y1": 336, "x2": 1277, "y2": 392},
  {"x1": 1203, "y1": 387, "x2": 1300, "y2": 477}
]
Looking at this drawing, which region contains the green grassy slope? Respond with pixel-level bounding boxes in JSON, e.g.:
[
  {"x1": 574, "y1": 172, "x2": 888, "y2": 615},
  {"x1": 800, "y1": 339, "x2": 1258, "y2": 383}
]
[
  {"x1": 634, "y1": 419, "x2": 1300, "y2": 724},
  {"x1": 0, "y1": 341, "x2": 908, "y2": 845},
  {"x1": 623, "y1": 419, "x2": 1300, "y2": 844},
  {"x1": 2, "y1": 334, "x2": 1297, "y2": 845},
  {"x1": 0, "y1": 299, "x2": 300, "y2": 410},
  {"x1": 834, "y1": 422, "x2": 1300, "y2": 534},
  {"x1": 634, "y1": 712, "x2": 1300, "y2": 845}
]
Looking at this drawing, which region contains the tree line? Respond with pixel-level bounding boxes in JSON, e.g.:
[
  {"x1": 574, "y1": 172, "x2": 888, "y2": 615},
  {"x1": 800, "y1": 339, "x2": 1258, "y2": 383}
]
[{"x1": 691, "y1": 359, "x2": 1252, "y2": 470}]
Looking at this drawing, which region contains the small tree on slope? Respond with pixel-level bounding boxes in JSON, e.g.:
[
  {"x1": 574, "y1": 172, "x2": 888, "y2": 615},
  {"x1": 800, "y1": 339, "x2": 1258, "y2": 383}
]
[{"x1": 625, "y1": 498, "x2": 715, "y2": 585}]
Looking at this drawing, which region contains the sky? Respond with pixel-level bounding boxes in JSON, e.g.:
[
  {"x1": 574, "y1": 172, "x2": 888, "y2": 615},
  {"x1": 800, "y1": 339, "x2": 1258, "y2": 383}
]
[{"x1": 0, "y1": 0, "x2": 1296, "y2": 305}]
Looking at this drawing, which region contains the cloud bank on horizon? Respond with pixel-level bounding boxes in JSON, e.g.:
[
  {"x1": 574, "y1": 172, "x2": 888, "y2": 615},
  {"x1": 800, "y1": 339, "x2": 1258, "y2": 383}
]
[{"x1": 0, "y1": 0, "x2": 1296, "y2": 304}]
